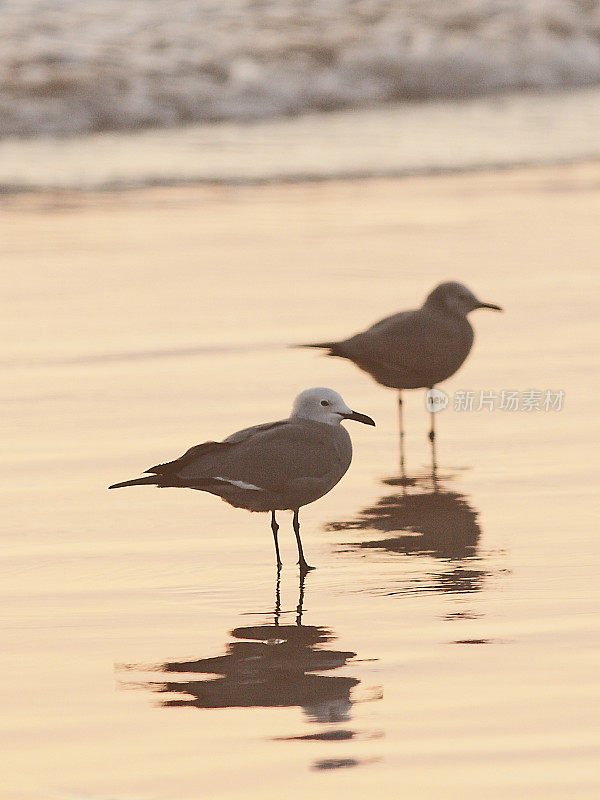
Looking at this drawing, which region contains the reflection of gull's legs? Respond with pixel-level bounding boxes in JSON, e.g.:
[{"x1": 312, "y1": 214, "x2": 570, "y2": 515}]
[
  {"x1": 273, "y1": 570, "x2": 281, "y2": 626},
  {"x1": 398, "y1": 391, "x2": 406, "y2": 479},
  {"x1": 296, "y1": 571, "x2": 306, "y2": 626},
  {"x1": 271, "y1": 510, "x2": 282, "y2": 571},
  {"x1": 293, "y1": 509, "x2": 314, "y2": 574}
]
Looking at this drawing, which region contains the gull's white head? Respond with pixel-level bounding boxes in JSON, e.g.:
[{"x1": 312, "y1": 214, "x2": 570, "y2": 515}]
[
  {"x1": 291, "y1": 387, "x2": 376, "y2": 427},
  {"x1": 425, "y1": 281, "x2": 503, "y2": 317}
]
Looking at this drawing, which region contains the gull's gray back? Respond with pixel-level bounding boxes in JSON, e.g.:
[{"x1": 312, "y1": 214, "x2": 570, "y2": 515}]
[{"x1": 337, "y1": 306, "x2": 474, "y2": 390}]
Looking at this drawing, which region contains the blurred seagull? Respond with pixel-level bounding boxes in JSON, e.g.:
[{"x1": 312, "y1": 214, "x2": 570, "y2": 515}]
[
  {"x1": 109, "y1": 388, "x2": 375, "y2": 573},
  {"x1": 300, "y1": 282, "x2": 502, "y2": 473}
]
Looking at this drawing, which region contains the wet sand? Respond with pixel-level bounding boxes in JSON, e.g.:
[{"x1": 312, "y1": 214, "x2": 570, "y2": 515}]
[{"x1": 2, "y1": 163, "x2": 599, "y2": 799}]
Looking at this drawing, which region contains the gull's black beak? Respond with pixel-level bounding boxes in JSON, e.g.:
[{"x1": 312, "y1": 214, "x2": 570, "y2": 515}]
[
  {"x1": 477, "y1": 301, "x2": 503, "y2": 311},
  {"x1": 344, "y1": 410, "x2": 376, "y2": 426}
]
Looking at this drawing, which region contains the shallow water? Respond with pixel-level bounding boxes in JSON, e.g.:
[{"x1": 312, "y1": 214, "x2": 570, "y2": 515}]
[{"x1": 2, "y1": 165, "x2": 599, "y2": 799}]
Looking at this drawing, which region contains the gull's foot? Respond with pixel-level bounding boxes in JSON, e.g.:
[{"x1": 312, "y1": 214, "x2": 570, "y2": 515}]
[
  {"x1": 299, "y1": 560, "x2": 316, "y2": 574},
  {"x1": 428, "y1": 430, "x2": 435, "y2": 442}
]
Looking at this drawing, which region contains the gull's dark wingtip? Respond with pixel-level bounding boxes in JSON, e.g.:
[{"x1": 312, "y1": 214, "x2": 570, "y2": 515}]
[
  {"x1": 292, "y1": 341, "x2": 345, "y2": 358},
  {"x1": 292, "y1": 341, "x2": 333, "y2": 349},
  {"x1": 108, "y1": 476, "x2": 158, "y2": 489}
]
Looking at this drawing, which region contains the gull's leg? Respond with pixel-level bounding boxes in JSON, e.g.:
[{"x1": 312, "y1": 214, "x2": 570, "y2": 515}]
[
  {"x1": 271, "y1": 510, "x2": 282, "y2": 572},
  {"x1": 428, "y1": 387, "x2": 438, "y2": 486},
  {"x1": 293, "y1": 509, "x2": 314, "y2": 574},
  {"x1": 398, "y1": 390, "x2": 406, "y2": 479}
]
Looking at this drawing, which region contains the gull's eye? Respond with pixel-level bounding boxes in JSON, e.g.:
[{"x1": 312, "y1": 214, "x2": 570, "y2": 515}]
[{"x1": 320, "y1": 400, "x2": 330, "y2": 407}]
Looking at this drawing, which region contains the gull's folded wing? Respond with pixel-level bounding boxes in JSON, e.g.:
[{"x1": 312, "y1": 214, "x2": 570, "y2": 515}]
[{"x1": 174, "y1": 421, "x2": 342, "y2": 493}]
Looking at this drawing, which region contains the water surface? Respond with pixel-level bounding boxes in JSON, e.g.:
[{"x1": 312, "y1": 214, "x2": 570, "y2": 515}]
[{"x1": 1, "y1": 165, "x2": 599, "y2": 799}]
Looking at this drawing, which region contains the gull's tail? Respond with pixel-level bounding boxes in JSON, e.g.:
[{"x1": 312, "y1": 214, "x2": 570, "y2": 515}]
[{"x1": 108, "y1": 475, "x2": 160, "y2": 490}]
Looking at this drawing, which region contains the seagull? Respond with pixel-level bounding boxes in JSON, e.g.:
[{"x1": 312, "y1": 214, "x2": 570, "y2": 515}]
[
  {"x1": 109, "y1": 388, "x2": 375, "y2": 573},
  {"x1": 300, "y1": 282, "x2": 502, "y2": 473}
]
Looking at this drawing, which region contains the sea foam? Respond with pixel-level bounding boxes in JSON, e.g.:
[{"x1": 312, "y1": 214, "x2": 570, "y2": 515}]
[{"x1": 2, "y1": 0, "x2": 600, "y2": 138}]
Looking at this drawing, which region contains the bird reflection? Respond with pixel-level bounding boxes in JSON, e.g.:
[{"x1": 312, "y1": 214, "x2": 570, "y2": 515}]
[
  {"x1": 120, "y1": 575, "x2": 360, "y2": 723},
  {"x1": 329, "y1": 475, "x2": 487, "y2": 594}
]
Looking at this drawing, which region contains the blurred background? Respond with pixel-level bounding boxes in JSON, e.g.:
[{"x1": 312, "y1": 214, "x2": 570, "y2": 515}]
[
  {"x1": 2, "y1": 0, "x2": 600, "y2": 189},
  {"x1": 5, "y1": 0, "x2": 600, "y2": 133}
]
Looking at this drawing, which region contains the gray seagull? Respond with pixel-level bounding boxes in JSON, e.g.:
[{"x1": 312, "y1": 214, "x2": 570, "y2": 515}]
[
  {"x1": 109, "y1": 388, "x2": 375, "y2": 573},
  {"x1": 300, "y1": 282, "x2": 502, "y2": 472}
]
